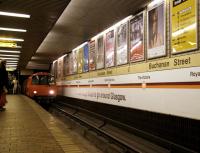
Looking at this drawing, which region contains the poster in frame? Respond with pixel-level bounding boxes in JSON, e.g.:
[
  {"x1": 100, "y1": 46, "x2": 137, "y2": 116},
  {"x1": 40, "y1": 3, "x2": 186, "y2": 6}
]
[
  {"x1": 105, "y1": 29, "x2": 115, "y2": 68},
  {"x1": 77, "y1": 47, "x2": 83, "y2": 74},
  {"x1": 63, "y1": 54, "x2": 70, "y2": 76},
  {"x1": 72, "y1": 50, "x2": 78, "y2": 74},
  {"x1": 129, "y1": 11, "x2": 145, "y2": 62},
  {"x1": 171, "y1": 0, "x2": 198, "y2": 54},
  {"x1": 96, "y1": 35, "x2": 105, "y2": 69},
  {"x1": 147, "y1": 1, "x2": 166, "y2": 59},
  {"x1": 54, "y1": 61, "x2": 58, "y2": 79},
  {"x1": 69, "y1": 53, "x2": 73, "y2": 75},
  {"x1": 83, "y1": 43, "x2": 89, "y2": 72},
  {"x1": 116, "y1": 22, "x2": 128, "y2": 65},
  {"x1": 57, "y1": 57, "x2": 64, "y2": 79},
  {"x1": 89, "y1": 40, "x2": 96, "y2": 71}
]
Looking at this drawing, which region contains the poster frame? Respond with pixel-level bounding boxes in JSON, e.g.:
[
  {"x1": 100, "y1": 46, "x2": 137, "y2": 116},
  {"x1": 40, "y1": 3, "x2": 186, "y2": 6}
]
[
  {"x1": 116, "y1": 21, "x2": 129, "y2": 66},
  {"x1": 170, "y1": 0, "x2": 198, "y2": 55},
  {"x1": 129, "y1": 11, "x2": 145, "y2": 63},
  {"x1": 96, "y1": 35, "x2": 105, "y2": 70},
  {"x1": 105, "y1": 29, "x2": 116, "y2": 68},
  {"x1": 83, "y1": 43, "x2": 89, "y2": 72},
  {"x1": 89, "y1": 40, "x2": 96, "y2": 71},
  {"x1": 147, "y1": 1, "x2": 166, "y2": 59}
]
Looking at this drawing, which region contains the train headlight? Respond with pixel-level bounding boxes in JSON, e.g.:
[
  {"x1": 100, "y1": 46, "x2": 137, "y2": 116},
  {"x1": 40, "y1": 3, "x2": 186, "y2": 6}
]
[
  {"x1": 33, "y1": 90, "x2": 37, "y2": 94},
  {"x1": 49, "y1": 90, "x2": 54, "y2": 95}
]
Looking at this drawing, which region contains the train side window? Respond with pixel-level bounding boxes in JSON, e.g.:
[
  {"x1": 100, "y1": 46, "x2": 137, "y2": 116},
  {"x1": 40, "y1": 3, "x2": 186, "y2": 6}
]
[{"x1": 32, "y1": 75, "x2": 39, "y2": 85}]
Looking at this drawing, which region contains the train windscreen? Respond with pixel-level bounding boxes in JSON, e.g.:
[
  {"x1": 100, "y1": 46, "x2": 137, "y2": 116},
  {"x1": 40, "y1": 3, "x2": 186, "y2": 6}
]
[{"x1": 32, "y1": 75, "x2": 55, "y2": 85}]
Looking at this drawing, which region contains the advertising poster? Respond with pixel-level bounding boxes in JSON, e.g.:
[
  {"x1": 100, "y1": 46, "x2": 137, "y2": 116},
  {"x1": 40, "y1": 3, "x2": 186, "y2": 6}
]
[
  {"x1": 96, "y1": 36, "x2": 105, "y2": 69},
  {"x1": 105, "y1": 30, "x2": 115, "y2": 67},
  {"x1": 69, "y1": 53, "x2": 73, "y2": 75},
  {"x1": 72, "y1": 50, "x2": 78, "y2": 74},
  {"x1": 54, "y1": 61, "x2": 58, "y2": 79},
  {"x1": 147, "y1": 2, "x2": 165, "y2": 59},
  {"x1": 89, "y1": 40, "x2": 96, "y2": 71},
  {"x1": 63, "y1": 54, "x2": 69, "y2": 76},
  {"x1": 83, "y1": 43, "x2": 89, "y2": 72},
  {"x1": 130, "y1": 12, "x2": 144, "y2": 62},
  {"x1": 77, "y1": 47, "x2": 83, "y2": 74},
  {"x1": 116, "y1": 23, "x2": 128, "y2": 65},
  {"x1": 171, "y1": 0, "x2": 197, "y2": 54},
  {"x1": 57, "y1": 57, "x2": 64, "y2": 79}
]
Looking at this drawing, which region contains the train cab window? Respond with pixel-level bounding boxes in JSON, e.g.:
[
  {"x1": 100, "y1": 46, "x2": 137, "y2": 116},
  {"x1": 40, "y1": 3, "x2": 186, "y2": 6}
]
[
  {"x1": 32, "y1": 75, "x2": 39, "y2": 85},
  {"x1": 40, "y1": 75, "x2": 48, "y2": 85},
  {"x1": 48, "y1": 75, "x2": 55, "y2": 85}
]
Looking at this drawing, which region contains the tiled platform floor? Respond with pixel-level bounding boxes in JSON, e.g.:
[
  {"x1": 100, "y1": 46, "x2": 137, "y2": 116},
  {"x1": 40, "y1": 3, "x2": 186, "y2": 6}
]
[{"x1": 0, "y1": 95, "x2": 103, "y2": 153}]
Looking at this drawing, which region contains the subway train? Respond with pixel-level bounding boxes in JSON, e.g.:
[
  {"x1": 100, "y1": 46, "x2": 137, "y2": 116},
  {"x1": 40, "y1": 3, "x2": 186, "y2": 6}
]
[
  {"x1": 50, "y1": 0, "x2": 200, "y2": 152},
  {"x1": 24, "y1": 72, "x2": 57, "y2": 101}
]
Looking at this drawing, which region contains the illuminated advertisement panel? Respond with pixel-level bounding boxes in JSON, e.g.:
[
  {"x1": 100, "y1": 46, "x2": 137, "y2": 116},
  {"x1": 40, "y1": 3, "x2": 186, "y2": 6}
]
[
  {"x1": 77, "y1": 47, "x2": 83, "y2": 74},
  {"x1": 116, "y1": 22, "x2": 128, "y2": 65},
  {"x1": 89, "y1": 40, "x2": 96, "y2": 71},
  {"x1": 72, "y1": 50, "x2": 78, "y2": 74},
  {"x1": 105, "y1": 29, "x2": 115, "y2": 67},
  {"x1": 130, "y1": 12, "x2": 145, "y2": 62},
  {"x1": 63, "y1": 54, "x2": 69, "y2": 76},
  {"x1": 69, "y1": 53, "x2": 73, "y2": 75},
  {"x1": 57, "y1": 57, "x2": 64, "y2": 79},
  {"x1": 171, "y1": 0, "x2": 197, "y2": 54},
  {"x1": 147, "y1": 1, "x2": 166, "y2": 59},
  {"x1": 83, "y1": 43, "x2": 89, "y2": 72},
  {"x1": 96, "y1": 36, "x2": 105, "y2": 69}
]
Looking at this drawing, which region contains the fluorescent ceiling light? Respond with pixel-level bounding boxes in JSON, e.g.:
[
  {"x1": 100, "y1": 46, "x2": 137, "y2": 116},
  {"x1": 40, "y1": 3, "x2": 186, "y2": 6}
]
[
  {"x1": 0, "y1": 27, "x2": 27, "y2": 32},
  {"x1": 0, "y1": 57, "x2": 19, "y2": 60},
  {"x1": 6, "y1": 68, "x2": 16, "y2": 71},
  {"x1": 0, "y1": 37, "x2": 24, "y2": 42},
  {"x1": 6, "y1": 64, "x2": 17, "y2": 67},
  {"x1": 0, "y1": 54, "x2": 19, "y2": 57},
  {"x1": 0, "y1": 11, "x2": 30, "y2": 18},
  {"x1": 6, "y1": 61, "x2": 18, "y2": 63},
  {"x1": 0, "y1": 42, "x2": 22, "y2": 48},
  {"x1": 0, "y1": 50, "x2": 20, "y2": 53}
]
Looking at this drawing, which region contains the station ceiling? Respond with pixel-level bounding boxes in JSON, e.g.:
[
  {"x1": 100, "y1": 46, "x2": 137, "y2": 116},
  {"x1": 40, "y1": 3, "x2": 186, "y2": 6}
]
[{"x1": 0, "y1": 0, "x2": 150, "y2": 70}]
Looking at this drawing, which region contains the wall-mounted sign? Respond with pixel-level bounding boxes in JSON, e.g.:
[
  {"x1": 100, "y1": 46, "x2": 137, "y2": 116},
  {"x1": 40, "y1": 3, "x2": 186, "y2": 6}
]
[
  {"x1": 83, "y1": 43, "x2": 89, "y2": 72},
  {"x1": 171, "y1": 0, "x2": 197, "y2": 54},
  {"x1": 147, "y1": 1, "x2": 166, "y2": 59},
  {"x1": 116, "y1": 22, "x2": 128, "y2": 65},
  {"x1": 130, "y1": 11, "x2": 145, "y2": 62},
  {"x1": 105, "y1": 30, "x2": 115, "y2": 68},
  {"x1": 89, "y1": 40, "x2": 96, "y2": 71},
  {"x1": 96, "y1": 36, "x2": 105, "y2": 69}
]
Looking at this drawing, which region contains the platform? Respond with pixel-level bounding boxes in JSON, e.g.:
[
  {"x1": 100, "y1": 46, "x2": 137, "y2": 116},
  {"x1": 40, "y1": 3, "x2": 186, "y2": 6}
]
[{"x1": 0, "y1": 95, "x2": 102, "y2": 153}]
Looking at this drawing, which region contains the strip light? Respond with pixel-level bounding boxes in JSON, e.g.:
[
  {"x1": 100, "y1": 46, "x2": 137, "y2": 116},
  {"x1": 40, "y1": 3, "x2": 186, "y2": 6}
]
[
  {"x1": 0, "y1": 11, "x2": 30, "y2": 18},
  {"x1": 0, "y1": 50, "x2": 21, "y2": 53},
  {"x1": 0, "y1": 37, "x2": 24, "y2": 42},
  {"x1": 0, "y1": 54, "x2": 20, "y2": 57},
  {"x1": 6, "y1": 61, "x2": 18, "y2": 63},
  {"x1": 6, "y1": 64, "x2": 18, "y2": 66},
  {"x1": 0, "y1": 27, "x2": 27, "y2": 32},
  {"x1": 0, "y1": 57, "x2": 19, "y2": 60}
]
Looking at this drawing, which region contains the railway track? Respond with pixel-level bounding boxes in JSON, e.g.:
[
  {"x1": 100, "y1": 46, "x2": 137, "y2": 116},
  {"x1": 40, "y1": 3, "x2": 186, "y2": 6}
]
[{"x1": 49, "y1": 101, "x2": 197, "y2": 153}]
